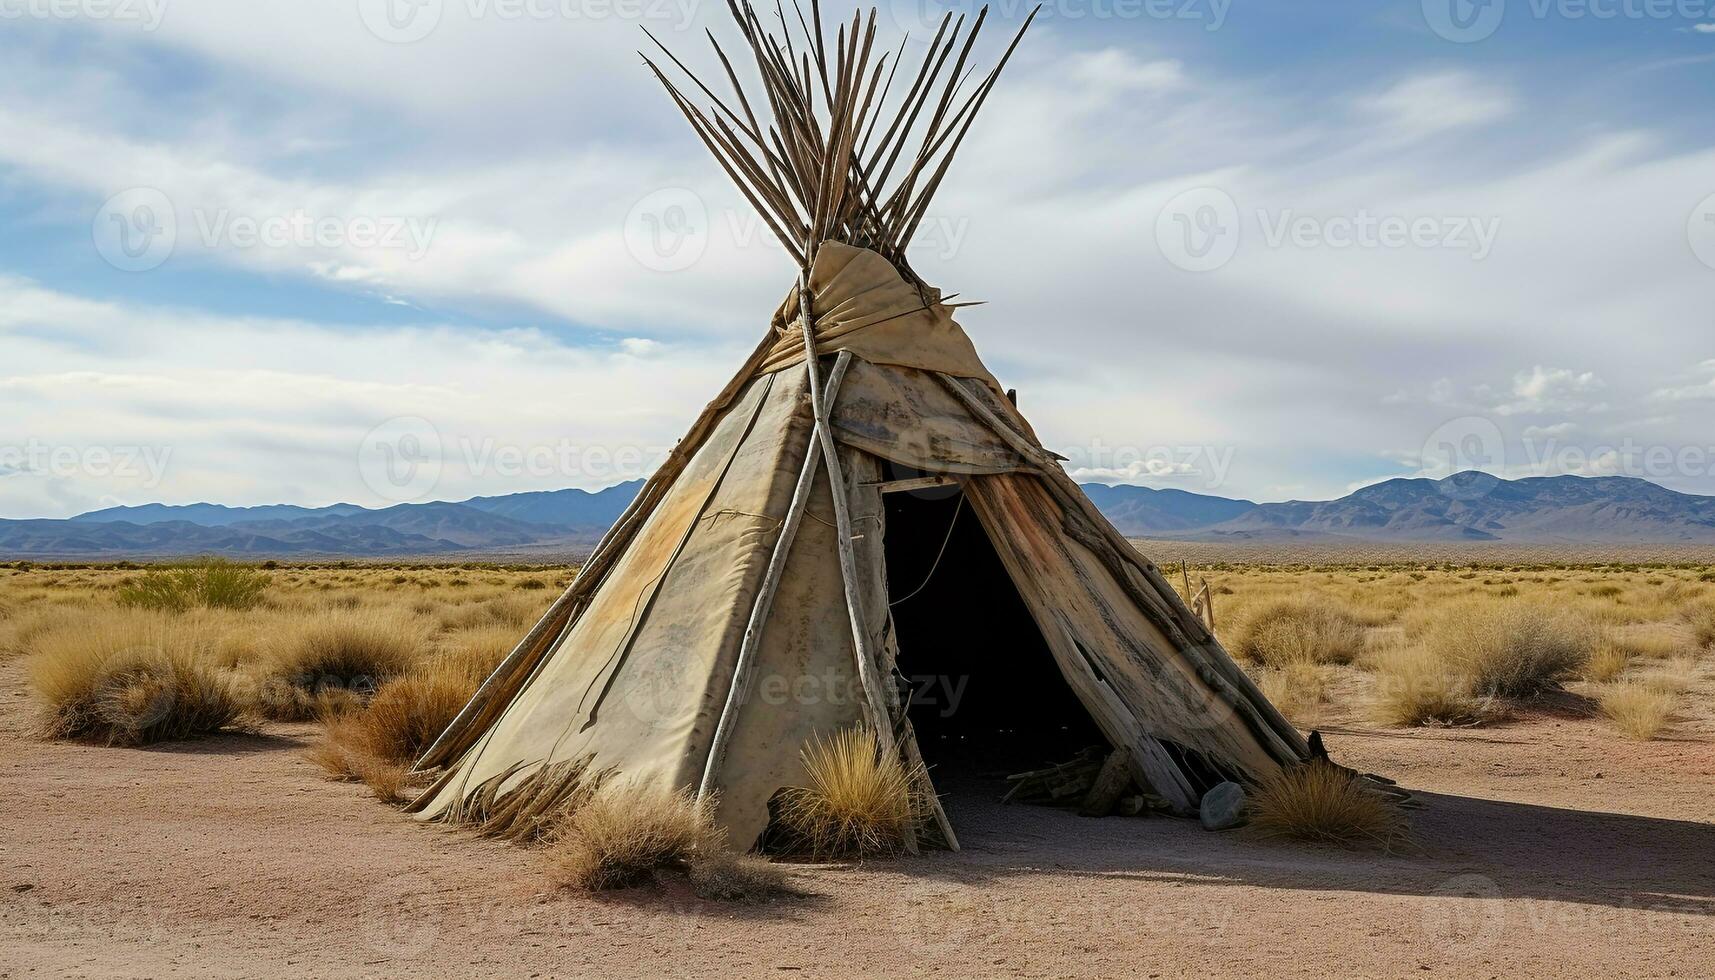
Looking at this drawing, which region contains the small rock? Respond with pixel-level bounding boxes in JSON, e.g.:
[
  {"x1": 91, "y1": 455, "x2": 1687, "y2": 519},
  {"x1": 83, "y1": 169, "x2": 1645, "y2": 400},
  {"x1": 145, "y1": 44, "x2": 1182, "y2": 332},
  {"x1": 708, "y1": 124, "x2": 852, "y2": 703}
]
[{"x1": 1199, "y1": 781, "x2": 1248, "y2": 831}]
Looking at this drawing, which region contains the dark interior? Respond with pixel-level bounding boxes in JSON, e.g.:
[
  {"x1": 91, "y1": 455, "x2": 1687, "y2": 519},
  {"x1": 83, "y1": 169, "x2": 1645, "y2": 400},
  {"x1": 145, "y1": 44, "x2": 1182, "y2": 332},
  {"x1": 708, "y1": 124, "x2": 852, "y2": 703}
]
[{"x1": 881, "y1": 468, "x2": 1108, "y2": 785}]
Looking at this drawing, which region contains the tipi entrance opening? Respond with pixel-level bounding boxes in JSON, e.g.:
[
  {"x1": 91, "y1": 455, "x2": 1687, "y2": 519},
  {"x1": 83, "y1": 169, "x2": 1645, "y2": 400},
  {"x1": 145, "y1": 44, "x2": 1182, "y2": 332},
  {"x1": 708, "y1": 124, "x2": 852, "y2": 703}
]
[{"x1": 882, "y1": 476, "x2": 1108, "y2": 800}]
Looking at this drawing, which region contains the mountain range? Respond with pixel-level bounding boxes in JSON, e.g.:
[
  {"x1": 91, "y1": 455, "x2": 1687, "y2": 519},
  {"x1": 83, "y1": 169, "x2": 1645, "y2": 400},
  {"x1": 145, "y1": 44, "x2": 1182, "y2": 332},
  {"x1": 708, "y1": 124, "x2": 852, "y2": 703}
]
[{"x1": 4, "y1": 472, "x2": 1714, "y2": 558}]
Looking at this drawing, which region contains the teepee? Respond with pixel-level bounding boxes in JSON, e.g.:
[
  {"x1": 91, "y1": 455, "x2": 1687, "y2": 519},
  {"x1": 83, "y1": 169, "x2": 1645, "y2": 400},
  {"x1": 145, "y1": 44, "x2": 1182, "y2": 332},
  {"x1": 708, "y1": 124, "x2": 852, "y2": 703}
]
[{"x1": 411, "y1": 0, "x2": 1309, "y2": 849}]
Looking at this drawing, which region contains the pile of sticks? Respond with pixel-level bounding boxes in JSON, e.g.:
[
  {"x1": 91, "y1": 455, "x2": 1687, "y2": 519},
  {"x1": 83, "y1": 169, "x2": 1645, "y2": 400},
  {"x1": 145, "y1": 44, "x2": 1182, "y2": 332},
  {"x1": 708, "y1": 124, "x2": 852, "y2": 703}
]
[
  {"x1": 1002, "y1": 747, "x2": 1171, "y2": 817},
  {"x1": 640, "y1": 0, "x2": 1038, "y2": 280}
]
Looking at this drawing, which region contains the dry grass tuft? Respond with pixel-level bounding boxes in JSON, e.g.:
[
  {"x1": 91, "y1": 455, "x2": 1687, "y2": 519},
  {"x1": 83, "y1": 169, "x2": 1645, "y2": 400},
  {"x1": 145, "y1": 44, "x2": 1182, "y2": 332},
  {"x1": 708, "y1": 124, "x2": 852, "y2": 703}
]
[
  {"x1": 1231, "y1": 598, "x2": 1366, "y2": 668},
  {"x1": 26, "y1": 611, "x2": 242, "y2": 745},
  {"x1": 116, "y1": 558, "x2": 270, "y2": 612},
  {"x1": 309, "y1": 657, "x2": 478, "y2": 800},
  {"x1": 1254, "y1": 662, "x2": 1330, "y2": 727},
  {"x1": 1249, "y1": 760, "x2": 1409, "y2": 849},
  {"x1": 1583, "y1": 642, "x2": 1630, "y2": 683},
  {"x1": 686, "y1": 849, "x2": 792, "y2": 901},
  {"x1": 1683, "y1": 601, "x2": 1715, "y2": 648},
  {"x1": 1597, "y1": 681, "x2": 1676, "y2": 740},
  {"x1": 1419, "y1": 599, "x2": 1596, "y2": 698},
  {"x1": 258, "y1": 609, "x2": 430, "y2": 720},
  {"x1": 774, "y1": 727, "x2": 926, "y2": 858},
  {"x1": 1368, "y1": 645, "x2": 1490, "y2": 727},
  {"x1": 545, "y1": 783, "x2": 721, "y2": 892}
]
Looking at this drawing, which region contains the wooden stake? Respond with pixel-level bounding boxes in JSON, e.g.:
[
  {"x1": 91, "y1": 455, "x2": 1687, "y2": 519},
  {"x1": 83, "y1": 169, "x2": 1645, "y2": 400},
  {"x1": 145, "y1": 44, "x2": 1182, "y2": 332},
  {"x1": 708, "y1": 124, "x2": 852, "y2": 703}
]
[
  {"x1": 697, "y1": 356, "x2": 854, "y2": 800},
  {"x1": 798, "y1": 302, "x2": 897, "y2": 762}
]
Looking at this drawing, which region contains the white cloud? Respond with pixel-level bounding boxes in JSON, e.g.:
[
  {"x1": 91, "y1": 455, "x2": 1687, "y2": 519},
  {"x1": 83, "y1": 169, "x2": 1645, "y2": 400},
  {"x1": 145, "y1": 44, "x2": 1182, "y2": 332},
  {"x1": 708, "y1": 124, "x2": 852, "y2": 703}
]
[
  {"x1": 0, "y1": 277, "x2": 745, "y2": 517},
  {"x1": 1357, "y1": 72, "x2": 1514, "y2": 141},
  {"x1": 1, "y1": 17, "x2": 1713, "y2": 509}
]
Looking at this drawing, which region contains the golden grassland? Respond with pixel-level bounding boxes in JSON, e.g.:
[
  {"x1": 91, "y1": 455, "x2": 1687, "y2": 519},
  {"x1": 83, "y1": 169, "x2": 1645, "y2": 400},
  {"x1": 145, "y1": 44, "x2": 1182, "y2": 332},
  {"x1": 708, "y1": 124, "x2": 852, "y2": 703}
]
[
  {"x1": 1168, "y1": 558, "x2": 1715, "y2": 739},
  {"x1": 4, "y1": 553, "x2": 1713, "y2": 857}
]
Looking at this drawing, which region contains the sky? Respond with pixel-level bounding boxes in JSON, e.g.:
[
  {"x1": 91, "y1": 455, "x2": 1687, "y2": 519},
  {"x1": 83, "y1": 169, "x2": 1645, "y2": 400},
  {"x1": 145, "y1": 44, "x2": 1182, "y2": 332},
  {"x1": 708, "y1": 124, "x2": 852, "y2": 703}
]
[{"x1": 2, "y1": 0, "x2": 1714, "y2": 517}]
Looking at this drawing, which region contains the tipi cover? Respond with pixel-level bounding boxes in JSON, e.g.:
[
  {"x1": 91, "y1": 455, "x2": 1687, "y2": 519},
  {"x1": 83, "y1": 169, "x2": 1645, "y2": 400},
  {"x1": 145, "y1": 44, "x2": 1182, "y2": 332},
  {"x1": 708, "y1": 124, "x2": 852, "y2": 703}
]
[{"x1": 411, "y1": 1, "x2": 1308, "y2": 849}]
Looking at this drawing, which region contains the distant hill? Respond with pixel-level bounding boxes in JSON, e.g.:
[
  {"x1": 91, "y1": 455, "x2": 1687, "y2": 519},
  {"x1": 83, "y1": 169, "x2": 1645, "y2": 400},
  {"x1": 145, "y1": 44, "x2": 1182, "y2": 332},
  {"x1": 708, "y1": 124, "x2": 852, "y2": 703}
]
[
  {"x1": 70, "y1": 501, "x2": 369, "y2": 526},
  {"x1": 1197, "y1": 472, "x2": 1715, "y2": 543},
  {"x1": 457, "y1": 481, "x2": 642, "y2": 531},
  {"x1": 4, "y1": 472, "x2": 1714, "y2": 558}
]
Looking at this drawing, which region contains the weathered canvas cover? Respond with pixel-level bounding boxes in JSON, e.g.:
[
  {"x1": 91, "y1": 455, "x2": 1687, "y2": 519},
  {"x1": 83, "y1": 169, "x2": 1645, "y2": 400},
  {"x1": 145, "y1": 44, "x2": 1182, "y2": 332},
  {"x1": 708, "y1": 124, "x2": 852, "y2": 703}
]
[{"x1": 412, "y1": 244, "x2": 1305, "y2": 845}]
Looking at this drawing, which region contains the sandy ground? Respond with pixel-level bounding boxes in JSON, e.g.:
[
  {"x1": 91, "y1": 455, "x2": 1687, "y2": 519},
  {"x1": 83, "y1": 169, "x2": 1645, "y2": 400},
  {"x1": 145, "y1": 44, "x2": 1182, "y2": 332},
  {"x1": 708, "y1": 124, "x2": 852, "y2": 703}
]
[{"x1": 4, "y1": 661, "x2": 1714, "y2": 980}]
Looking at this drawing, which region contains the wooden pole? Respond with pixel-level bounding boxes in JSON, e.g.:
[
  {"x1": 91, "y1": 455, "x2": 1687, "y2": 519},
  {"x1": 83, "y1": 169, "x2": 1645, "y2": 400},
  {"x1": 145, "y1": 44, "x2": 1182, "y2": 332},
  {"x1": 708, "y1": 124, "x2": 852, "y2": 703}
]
[
  {"x1": 797, "y1": 286, "x2": 897, "y2": 764},
  {"x1": 697, "y1": 356, "x2": 853, "y2": 800}
]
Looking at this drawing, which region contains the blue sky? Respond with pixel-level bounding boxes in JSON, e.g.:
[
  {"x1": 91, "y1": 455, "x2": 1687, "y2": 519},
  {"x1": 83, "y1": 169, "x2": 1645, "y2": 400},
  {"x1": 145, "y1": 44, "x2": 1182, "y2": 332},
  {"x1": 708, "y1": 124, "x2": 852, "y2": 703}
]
[{"x1": 2, "y1": 0, "x2": 1713, "y2": 517}]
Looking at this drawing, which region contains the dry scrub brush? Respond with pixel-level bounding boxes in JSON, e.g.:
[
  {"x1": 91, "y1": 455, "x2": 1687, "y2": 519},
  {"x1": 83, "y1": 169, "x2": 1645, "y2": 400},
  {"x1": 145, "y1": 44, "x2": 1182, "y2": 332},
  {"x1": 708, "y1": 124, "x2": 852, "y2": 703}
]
[
  {"x1": 115, "y1": 558, "x2": 270, "y2": 612},
  {"x1": 1248, "y1": 760, "x2": 1409, "y2": 849},
  {"x1": 1597, "y1": 681, "x2": 1677, "y2": 740},
  {"x1": 1367, "y1": 645, "x2": 1492, "y2": 727},
  {"x1": 773, "y1": 726, "x2": 927, "y2": 858},
  {"x1": 1230, "y1": 598, "x2": 1366, "y2": 668},
  {"x1": 256, "y1": 608, "x2": 431, "y2": 720},
  {"x1": 26, "y1": 610, "x2": 242, "y2": 745},
  {"x1": 544, "y1": 782, "x2": 788, "y2": 900},
  {"x1": 1415, "y1": 598, "x2": 1596, "y2": 698},
  {"x1": 307, "y1": 642, "x2": 488, "y2": 801}
]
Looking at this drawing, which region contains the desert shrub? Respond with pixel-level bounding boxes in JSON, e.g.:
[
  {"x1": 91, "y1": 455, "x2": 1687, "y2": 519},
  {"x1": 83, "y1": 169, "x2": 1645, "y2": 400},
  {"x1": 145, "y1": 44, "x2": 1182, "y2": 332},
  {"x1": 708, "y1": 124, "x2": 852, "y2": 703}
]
[
  {"x1": 1231, "y1": 598, "x2": 1366, "y2": 668},
  {"x1": 434, "y1": 623, "x2": 518, "y2": 683},
  {"x1": 1418, "y1": 599, "x2": 1596, "y2": 698},
  {"x1": 686, "y1": 849, "x2": 791, "y2": 901},
  {"x1": 545, "y1": 783, "x2": 721, "y2": 892},
  {"x1": 258, "y1": 608, "x2": 429, "y2": 720},
  {"x1": 1368, "y1": 646, "x2": 1489, "y2": 727},
  {"x1": 1583, "y1": 642, "x2": 1629, "y2": 683},
  {"x1": 312, "y1": 662, "x2": 476, "y2": 780},
  {"x1": 1248, "y1": 760, "x2": 1408, "y2": 849},
  {"x1": 436, "y1": 594, "x2": 544, "y2": 632},
  {"x1": 1637, "y1": 657, "x2": 1697, "y2": 696},
  {"x1": 1684, "y1": 601, "x2": 1715, "y2": 648},
  {"x1": 116, "y1": 558, "x2": 270, "y2": 612},
  {"x1": 1253, "y1": 662, "x2": 1329, "y2": 727},
  {"x1": 310, "y1": 712, "x2": 417, "y2": 803},
  {"x1": 1597, "y1": 682, "x2": 1675, "y2": 740},
  {"x1": 27, "y1": 612, "x2": 241, "y2": 745},
  {"x1": 1609, "y1": 628, "x2": 1692, "y2": 662},
  {"x1": 774, "y1": 726, "x2": 926, "y2": 858}
]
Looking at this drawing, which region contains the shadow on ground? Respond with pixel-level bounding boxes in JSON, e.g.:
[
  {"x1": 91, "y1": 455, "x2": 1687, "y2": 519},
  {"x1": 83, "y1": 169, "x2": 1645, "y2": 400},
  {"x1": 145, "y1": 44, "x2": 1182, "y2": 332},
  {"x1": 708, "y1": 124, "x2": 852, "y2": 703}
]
[{"x1": 905, "y1": 776, "x2": 1715, "y2": 917}]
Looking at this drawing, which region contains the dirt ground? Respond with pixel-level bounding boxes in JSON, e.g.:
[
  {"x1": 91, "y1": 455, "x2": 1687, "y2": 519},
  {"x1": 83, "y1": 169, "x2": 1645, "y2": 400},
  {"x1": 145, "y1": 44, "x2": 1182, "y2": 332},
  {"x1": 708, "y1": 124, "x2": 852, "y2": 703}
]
[{"x1": 4, "y1": 659, "x2": 1713, "y2": 980}]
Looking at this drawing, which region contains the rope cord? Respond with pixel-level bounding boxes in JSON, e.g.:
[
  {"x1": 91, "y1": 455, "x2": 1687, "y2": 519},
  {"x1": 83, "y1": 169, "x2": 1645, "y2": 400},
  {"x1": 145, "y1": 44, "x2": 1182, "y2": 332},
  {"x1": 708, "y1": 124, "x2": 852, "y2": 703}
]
[{"x1": 888, "y1": 495, "x2": 964, "y2": 607}]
